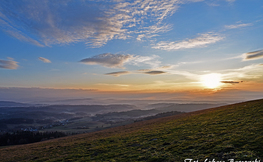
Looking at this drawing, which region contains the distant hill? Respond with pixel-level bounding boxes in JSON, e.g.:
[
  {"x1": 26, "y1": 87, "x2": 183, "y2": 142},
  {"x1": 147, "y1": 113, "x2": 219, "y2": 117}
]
[
  {"x1": 148, "y1": 103, "x2": 224, "y2": 112},
  {"x1": 0, "y1": 101, "x2": 31, "y2": 107},
  {"x1": 0, "y1": 99, "x2": 262, "y2": 161}
]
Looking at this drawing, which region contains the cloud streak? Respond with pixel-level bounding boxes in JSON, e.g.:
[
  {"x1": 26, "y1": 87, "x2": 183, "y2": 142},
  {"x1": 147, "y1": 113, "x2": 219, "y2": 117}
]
[
  {"x1": 225, "y1": 23, "x2": 252, "y2": 29},
  {"x1": 225, "y1": 0, "x2": 236, "y2": 3},
  {"x1": 80, "y1": 53, "x2": 133, "y2": 68},
  {"x1": 144, "y1": 70, "x2": 166, "y2": 75},
  {"x1": 81, "y1": 53, "x2": 162, "y2": 69},
  {"x1": 243, "y1": 50, "x2": 263, "y2": 61},
  {"x1": 220, "y1": 81, "x2": 240, "y2": 84},
  {"x1": 105, "y1": 71, "x2": 130, "y2": 77},
  {"x1": 152, "y1": 33, "x2": 223, "y2": 51},
  {"x1": 0, "y1": 59, "x2": 18, "y2": 69},
  {"x1": 38, "y1": 57, "x2": 51, "y2": 63},
  {"x1": 105, "y1": 69, "x2": 169, "y2": 77}
]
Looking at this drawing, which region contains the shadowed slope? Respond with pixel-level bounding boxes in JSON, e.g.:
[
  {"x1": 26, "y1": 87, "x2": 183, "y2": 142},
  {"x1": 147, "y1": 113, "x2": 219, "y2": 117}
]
[{"x1": 0, "y1": 99, "x2": 263, "y2": 161}]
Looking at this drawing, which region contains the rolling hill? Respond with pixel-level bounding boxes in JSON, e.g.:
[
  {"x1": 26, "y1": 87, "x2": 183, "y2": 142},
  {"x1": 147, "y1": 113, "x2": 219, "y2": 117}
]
[
  {"x1": 0, "y1": 101, "x2": 31, "y2": 107},
  {"x1": 0, "y1": 99, "x2": 262, "y2": 161}
]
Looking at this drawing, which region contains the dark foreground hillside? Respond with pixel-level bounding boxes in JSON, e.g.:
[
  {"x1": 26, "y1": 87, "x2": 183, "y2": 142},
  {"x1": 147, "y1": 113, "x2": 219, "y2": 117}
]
[{"x1": 0, "y1": 99, "x2": 263, "y2": 162}]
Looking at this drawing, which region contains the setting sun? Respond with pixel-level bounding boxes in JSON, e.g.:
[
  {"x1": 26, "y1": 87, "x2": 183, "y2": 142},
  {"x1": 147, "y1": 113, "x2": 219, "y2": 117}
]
[{"x1": 201, "y1": 73, "x2": 222, "y2": 89}]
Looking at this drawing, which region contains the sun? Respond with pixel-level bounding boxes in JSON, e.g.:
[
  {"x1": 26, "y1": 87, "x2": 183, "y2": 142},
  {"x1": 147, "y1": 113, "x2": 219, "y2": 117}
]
[{"x1": 201, "y1": 73, "x2": 222, "y2": 89}]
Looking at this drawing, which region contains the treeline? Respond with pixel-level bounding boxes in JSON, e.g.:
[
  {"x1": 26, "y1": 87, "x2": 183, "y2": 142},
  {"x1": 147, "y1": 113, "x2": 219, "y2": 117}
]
[
  {"x1": 0, "y1": 118, "x2": 54, "y2": 124},
  {"x1": 0, "y1": 118, "x2": 34, "y2": 124},
  {"x1": 0, "y1": 131, "x2": 68, "y2": 146}
]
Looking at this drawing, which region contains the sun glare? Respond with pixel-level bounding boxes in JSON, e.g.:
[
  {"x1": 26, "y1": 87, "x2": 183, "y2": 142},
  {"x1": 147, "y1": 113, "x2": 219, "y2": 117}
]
[{"x1": 201, "y1": 73, "x2": 222, "y2": 89}]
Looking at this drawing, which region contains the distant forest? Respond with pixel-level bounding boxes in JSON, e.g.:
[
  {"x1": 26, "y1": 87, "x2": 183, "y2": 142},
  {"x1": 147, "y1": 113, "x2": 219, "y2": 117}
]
[{"x1": 0, "y1": 131, "x2": 67, "y2": 146}]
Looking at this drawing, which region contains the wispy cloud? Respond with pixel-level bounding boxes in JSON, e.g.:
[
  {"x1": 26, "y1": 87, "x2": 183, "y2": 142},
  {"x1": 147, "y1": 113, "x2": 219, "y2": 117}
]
[
  {"x1": 0, "y1": 59, "x2": 19, "y2": 69},
  {"x1": 0, "y1": 0, "x2": 203, "y2": 47},
  {"x1": 38, "y1": 57, "x2": 51, "y2": 63},
  {"x1": 242, "y1": 50, "x2": 263, "y2": 61},
  {"x1": 206, "y1": 2, "x2": 220, "y2": 6},
  {"x1": 144, "y1": 70, "x2": 166, "y2": 75},
  {"x1": 128, "y1": 55, "x2": 161, "y2": 68},
  {"x1": 225, "y1": 0, "x2": 236, "y2": 3},
  {"x1": 80, "y1": 53, "x2": 162, "y2": 69},
  {"x1": 96, "y1": 83, "x2": 130, "y2": 88},
  {"x1": 106, "y1": 68, "x2": 169, "y2": 77},
  {"x1": 152, "y1": 33, "x2": 223, "y2": 51},
  {"x1": 136, "y1": 24, "x2": 172, "y2": 41},
  {"x1": 0, "y1": 1, "x2": 126, "y2": 47},
  {"x1": 158, "y1": 65, "x2": 174, "y2": 69},
  {"x1": 225, "y1": 23, "x2": 252, "y2": 29},
  {"x1": 105, "y1": 71, "x2": 130, "y2": 77},
  {"x1": 138, "y1": 69, "x2": 152, "y2": 72},
  {"x1": 220, "y1": 81, "x2": 240, "y2": 84},
  {"x1": 80, "y1": 53, "x2": 133, "y2": 68},
  {"x1": 221, "y1": 64, "x2": 263, "y2": 80}
]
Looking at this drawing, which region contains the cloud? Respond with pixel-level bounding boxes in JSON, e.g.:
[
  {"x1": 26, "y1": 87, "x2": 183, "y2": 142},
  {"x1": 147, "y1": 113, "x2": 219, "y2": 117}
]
[
  {"x1": 38, "y1": 57, "x2": 51, "y2": 63},
  {"x1": 221, "y1": 64, "x2": 263, "y2": 80},
  {"x1": 137, "y1": 65, "x2": 173, "y2": 71},
  {"x1": 105, "y1": 69, "x2": 168, "y2": 76},
  {"x1": 152, "y1": 33, "x2": 223, "y2": 51},
  {"x1": 0, "y1": 0, "x2": 203, "y2": 47},
  {"x1": 80, "y1": 53, "x2": 162, "y2": 69},
  {"x1": 225, "y1": 23, "x2": 252, "y2": 29},
  {"x1": 225, "y1": 0, "x2": 235, "y2": 2},
  {"x1": 129, "y1": 55, "x2": 161, "y2": 68},
  {"x1": 0, "y1": 59, "x2": 19, "y2": 69},
  {"x1": 158, "y1": 65, "x2": 173, "y2": 69},
  {"x1": 206, "y1": 2, "x2": 220, "y2": 6},
  {"x1": 136, "y1": 24, "x2": 172, "y2": 41},
  {"x1": 144, "y1": 70, "x2": 166, "y2": 75},
  {"x1": 80, "y1": 53, "x2": 133, "y2": 68},
  {"x1": 243, "y1": 50, "x2": 263, "y2": 61},
  {"x1": 138, "y1": 69, "x2": 152, "y2": 72},
  {"x1": 105, "y1": 71, "x2": 130, "y2": 77},
  {"x1": 220, "y1": 81, "x2": 239, "y2": 84},
  {"x1": 0, "y1": 1, "x2": 126, "y2": 47},
  {"x1": 168, "y1": 70, "x2": 200, "y2": 80},
  {"x1": 96, "y1": 83, "x2": 130, "y2": 87}
]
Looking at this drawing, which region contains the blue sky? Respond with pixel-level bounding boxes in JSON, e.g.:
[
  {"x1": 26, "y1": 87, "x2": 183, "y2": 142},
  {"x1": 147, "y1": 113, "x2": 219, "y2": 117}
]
[{"x1": 0, "y1": 0, "x2": 263, "y2": 102}]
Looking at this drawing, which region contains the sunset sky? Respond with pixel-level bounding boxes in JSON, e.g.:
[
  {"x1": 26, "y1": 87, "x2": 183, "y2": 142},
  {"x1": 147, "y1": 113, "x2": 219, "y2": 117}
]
[{"x1": 0, "y1": 0, "x2": 263, "y2": 102}]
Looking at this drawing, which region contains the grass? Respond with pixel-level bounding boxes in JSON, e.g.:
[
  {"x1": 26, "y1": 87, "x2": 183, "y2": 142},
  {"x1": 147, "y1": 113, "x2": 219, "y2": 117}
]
[{"x1": 0, "y1": 99, "x2": 263, "y2": 161}]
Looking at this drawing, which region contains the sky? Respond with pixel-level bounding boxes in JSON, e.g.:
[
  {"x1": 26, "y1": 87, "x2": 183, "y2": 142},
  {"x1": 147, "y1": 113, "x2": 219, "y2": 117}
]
[{"x1": 0, "y1": 0, "x2": 263, "y2": 102}]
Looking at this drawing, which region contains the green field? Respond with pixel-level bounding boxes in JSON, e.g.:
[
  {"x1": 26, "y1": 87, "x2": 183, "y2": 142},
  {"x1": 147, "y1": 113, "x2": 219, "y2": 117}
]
[{"x1": 0, "y1": 99, "x2": 262, "y2": 162}]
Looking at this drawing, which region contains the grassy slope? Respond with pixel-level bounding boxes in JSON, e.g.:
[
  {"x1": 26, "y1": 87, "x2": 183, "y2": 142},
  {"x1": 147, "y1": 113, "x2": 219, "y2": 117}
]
[{"x1": 0, "y1": 99, "x2": 263, "y2": 162}]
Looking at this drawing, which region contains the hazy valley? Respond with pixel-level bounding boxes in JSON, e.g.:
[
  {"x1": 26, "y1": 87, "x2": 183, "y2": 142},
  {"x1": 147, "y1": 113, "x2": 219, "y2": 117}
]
[{"x1": 0, "y1": 100, "x2": 223, "y2": 135}]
